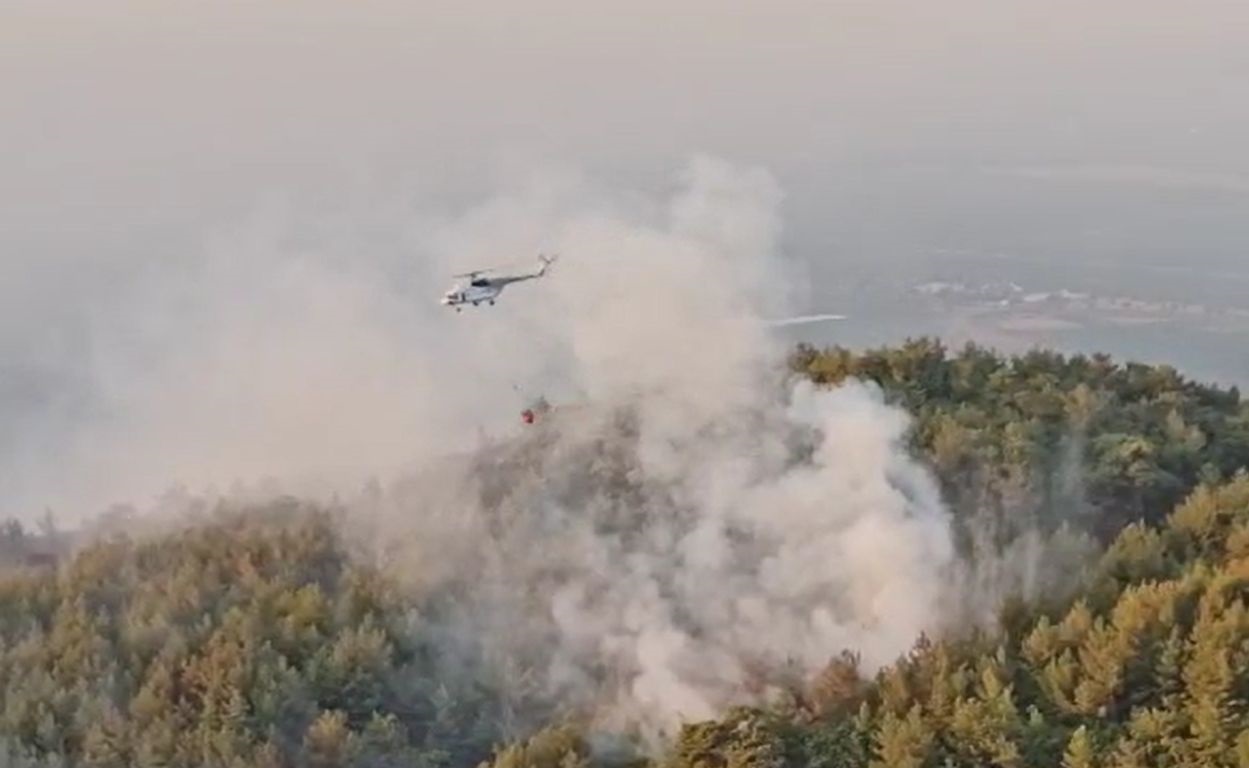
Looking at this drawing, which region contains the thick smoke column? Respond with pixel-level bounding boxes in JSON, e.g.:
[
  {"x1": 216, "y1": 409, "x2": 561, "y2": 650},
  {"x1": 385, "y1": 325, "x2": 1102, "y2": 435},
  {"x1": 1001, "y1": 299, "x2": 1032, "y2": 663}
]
[
  {"x1": 356, "y1": 157, "x2": 961, "y2": 738},
  {"x1": 6, "y1": 155, "x2": 966, "y2": 741},
  {"x1": 366, "y1": 380, "x2": 960, "y2": 739}
]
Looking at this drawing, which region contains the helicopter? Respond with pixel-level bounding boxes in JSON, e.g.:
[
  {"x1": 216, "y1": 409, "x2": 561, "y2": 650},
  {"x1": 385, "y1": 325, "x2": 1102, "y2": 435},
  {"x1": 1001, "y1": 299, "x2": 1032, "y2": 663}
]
[{"x1": 441, "y1": 254, "x2": 556, "y2": 311}]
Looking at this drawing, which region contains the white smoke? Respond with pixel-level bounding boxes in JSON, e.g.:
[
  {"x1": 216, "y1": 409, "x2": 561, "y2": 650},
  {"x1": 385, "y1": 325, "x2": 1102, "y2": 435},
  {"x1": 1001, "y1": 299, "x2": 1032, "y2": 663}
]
[
  {"x1": 340, "y1": 157, "x2": 963, "y2": 739},
  {"x1": 362, "y1": 377, "x2": 960, "y2": 742},
  {"x1": 11, "y1": 155, "x2": 971, "y2": 741}
]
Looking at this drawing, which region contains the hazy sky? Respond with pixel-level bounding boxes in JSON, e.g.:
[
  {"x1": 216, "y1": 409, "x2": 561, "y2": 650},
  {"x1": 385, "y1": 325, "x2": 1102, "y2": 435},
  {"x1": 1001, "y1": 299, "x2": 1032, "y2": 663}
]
[
  {"x1": 6, "y1": 0, "x2": 1248, "y2": 252},
  {"x1": 6, "y1": 1, "x2": 1248, "y2": 292},
  {"x1": 4, "y1": 0, "x2": 1249, "y2": 518}
]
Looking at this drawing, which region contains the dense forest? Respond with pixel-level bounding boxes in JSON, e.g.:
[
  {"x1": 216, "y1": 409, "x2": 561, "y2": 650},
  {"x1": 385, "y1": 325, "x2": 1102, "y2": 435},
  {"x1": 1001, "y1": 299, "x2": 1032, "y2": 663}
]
[
  {"x1": 791, "y1": 340, "x2": 1249, "y2": 542},
  {"x1": 2, "y1": 339, "x2": 1248, "y2": 767}
]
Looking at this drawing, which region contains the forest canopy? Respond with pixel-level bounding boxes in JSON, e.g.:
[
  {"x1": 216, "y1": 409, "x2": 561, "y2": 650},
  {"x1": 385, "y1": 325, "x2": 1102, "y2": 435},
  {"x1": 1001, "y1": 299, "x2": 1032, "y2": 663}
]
[
  {"x1": 1, "y1": 340, "x2": 1248, "y2": 767},
  {"x1": 791, "y1": 339, "x2": 1249, "y2": 540}
]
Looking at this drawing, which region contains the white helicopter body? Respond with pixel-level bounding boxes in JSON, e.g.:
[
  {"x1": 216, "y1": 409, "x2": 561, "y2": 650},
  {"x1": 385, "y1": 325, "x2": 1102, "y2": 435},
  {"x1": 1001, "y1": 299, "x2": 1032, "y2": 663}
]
[{"x1": 441, "y1": 254, "x2": 556, "y2": 311}]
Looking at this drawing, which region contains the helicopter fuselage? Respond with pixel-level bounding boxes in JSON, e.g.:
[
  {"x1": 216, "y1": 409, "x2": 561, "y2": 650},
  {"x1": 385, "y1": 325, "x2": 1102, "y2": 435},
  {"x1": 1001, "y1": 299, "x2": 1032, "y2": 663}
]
[
  {"x1": 441, "y1": 281, "x2": 503, "y2": 309},
  {"x1": 440, "y1": 255, "x2": 554, "y2": 311}
]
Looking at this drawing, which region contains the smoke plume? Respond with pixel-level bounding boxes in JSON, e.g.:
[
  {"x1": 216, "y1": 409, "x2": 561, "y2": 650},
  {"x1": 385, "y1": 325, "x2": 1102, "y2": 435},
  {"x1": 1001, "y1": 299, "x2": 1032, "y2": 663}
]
[
  {"x1": 340, "y1": 157, "x2": 963, "y2": 739},
  {"x1": 363, "y1": 377, "x2": 959, "y2": 739},
  {"x1": 9, "y1": 156, "x2": 977, "y2": 741}
]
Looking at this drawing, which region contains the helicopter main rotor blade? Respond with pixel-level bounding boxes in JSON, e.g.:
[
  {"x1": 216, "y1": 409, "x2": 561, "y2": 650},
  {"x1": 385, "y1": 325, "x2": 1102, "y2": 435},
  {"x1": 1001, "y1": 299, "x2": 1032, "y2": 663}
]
[
  {"x1": 763, "y1": 313, "x2": 848, "y2": 327},
  {"x1": 451, "y1": 254, "x2": 546, "y2": 278}
]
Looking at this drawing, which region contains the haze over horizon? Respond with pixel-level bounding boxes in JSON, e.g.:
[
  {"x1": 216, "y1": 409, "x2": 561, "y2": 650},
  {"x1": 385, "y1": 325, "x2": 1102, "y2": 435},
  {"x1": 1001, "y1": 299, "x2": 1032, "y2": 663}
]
[{"x1": 5, "y1": 0, "x2": 1249, "y2": 520}]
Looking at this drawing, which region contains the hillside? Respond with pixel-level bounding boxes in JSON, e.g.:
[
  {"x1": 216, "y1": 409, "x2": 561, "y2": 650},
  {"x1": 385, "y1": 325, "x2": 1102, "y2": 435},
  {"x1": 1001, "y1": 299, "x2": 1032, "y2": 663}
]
[
  {"x1": 1, "y1": 341, "x2": 1248, "y2": 767},
  {"x1": 631, "y1": 474, "x2": 1249, "y2": 768},
  {"x1": 792, "y1": 339, "x2": 1249, "y2": 540}
]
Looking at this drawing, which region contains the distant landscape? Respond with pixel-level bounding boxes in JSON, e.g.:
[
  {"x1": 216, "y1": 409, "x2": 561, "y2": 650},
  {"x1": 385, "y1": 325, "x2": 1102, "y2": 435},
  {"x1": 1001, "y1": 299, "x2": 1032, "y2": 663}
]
[{"x1": 785, "y1": 251, "x2": 1249, "y2": 388}]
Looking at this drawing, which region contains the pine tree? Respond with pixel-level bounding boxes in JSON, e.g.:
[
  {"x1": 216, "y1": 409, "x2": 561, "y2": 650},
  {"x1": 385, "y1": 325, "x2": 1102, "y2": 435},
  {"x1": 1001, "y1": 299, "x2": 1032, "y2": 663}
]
[
  {"x1": 303, "y1": 710, "x2": 352, "y2": 768},
  {"x1": 80, "y1": 712, "x2": 129, "y2": 768},
  {"x1": 870, "y1": 706, "x2": 934, "y2": 768},
  {"x1": 1073, "y1": 621, "x2": 1127, "y2": 717},
  {"x1": 810, "y1": 650, "x2": 866, "y2": 718},
  {"x1": 1062, "y1": 726, "x2": 1098, "y2": 768},
  {"x1": 664, "y1": 710, "x2": 785, "y2": 768}
]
